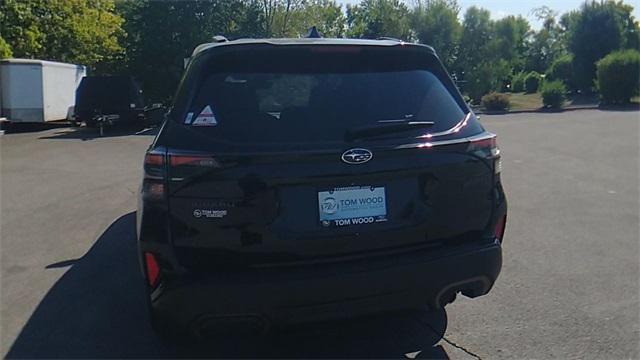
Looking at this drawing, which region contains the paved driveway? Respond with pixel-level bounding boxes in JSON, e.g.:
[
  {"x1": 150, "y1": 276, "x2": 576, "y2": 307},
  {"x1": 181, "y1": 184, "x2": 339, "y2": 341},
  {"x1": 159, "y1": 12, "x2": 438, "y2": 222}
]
[{"x1": 1, "y1": 109, "x2": 638, "y2": 358}]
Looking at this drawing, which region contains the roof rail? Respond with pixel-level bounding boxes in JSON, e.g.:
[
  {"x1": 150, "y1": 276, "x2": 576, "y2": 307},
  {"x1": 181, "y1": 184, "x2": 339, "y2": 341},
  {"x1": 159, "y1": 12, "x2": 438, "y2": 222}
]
[
  {"x1": 212, "y1": 35, "x2": 228, "y2": 43},
  {"x1": 376, "y1": 37, "x2": 403, "y2": 42},
  {"x1": 307, "y1": 26, "x2": 321, "y2": 38}
]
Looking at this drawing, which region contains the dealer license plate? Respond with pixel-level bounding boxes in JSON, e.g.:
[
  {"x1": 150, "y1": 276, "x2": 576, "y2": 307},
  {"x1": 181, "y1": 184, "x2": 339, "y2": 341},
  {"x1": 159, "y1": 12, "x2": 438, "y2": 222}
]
[{"x1": 318, "y1": 186, "x2": 387, "y2": 227}]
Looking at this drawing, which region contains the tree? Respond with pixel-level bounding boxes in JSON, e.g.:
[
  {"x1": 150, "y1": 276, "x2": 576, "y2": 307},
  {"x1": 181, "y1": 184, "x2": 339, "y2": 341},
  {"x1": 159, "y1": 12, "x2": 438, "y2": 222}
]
[
  {"x1": 410, "y1": 0, "x2": 462, "y2": 69},
  {"x1": 280, "y1": 0, "x2": 346, "y2": 37},
  {"x1": 456, "y1": 6, "x2": 492, "y2": 77},
  {"x1": 525, "y1": 6, "x2": 564, "y2": 73},
  {"x1": 0, "y1": 36, "x2": 12, "y2": 59},
  {"x1": 119, "y1": 0, "x2": 252, "y2": 102},
  {"x1": 565, "y1": 0, "x2": 640, "y2": 91},
  {"x1": 492, "y1": 15, "x2": 530, "y2": 72},
  {"x1": 0, "y1": 0, "x2": 124, "y2": 69},
  {"x1": 346, "y1": 0, "x2": 412, "y2": 40}
]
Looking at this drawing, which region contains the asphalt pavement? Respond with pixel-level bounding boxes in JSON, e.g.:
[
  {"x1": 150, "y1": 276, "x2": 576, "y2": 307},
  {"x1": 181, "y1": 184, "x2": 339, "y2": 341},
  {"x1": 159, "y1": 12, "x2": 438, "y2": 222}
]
[{"x1": 1, "y1": 109, "x2": 638, "y2": 358}]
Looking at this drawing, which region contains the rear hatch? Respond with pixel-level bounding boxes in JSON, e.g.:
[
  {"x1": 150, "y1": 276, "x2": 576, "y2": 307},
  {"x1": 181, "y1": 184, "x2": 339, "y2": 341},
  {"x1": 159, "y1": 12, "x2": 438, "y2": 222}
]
[{"x1": 159, "y1": 44, "x2": 496, "y2": 269}]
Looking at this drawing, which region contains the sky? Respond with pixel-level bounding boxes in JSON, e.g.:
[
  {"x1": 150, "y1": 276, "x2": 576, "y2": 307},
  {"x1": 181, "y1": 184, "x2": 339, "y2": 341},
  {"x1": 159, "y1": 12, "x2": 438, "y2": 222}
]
[{"x1": 338, "y1": 0, "x2": 640, "y2": 30}]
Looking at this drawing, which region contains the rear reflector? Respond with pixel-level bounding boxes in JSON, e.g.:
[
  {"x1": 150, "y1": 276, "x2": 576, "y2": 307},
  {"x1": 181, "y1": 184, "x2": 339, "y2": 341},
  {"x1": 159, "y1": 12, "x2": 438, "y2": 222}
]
[
  {"x1": 144, "y1": 252, "x2": 160, "y2": 288},
  {"x1": 495, "y1": 214, "x2": 507, "y2": 241}
]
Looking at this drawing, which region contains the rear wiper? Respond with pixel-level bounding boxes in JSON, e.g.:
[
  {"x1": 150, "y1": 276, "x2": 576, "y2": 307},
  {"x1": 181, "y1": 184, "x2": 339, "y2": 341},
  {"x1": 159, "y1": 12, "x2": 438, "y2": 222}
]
[{"x1": 345, "y1": 120, "x2": 435, "y2": 141}]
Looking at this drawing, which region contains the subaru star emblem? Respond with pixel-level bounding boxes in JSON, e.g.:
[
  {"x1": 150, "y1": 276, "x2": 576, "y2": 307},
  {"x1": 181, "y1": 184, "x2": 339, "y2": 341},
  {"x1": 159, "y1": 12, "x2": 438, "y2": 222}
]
[{"x1": 342, "y1": 148, "x2": 373, "y2": 164}]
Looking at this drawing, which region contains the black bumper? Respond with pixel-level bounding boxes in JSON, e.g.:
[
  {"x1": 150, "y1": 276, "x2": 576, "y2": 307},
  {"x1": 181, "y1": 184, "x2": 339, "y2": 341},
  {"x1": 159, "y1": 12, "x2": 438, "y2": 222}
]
[{"x1": 150, "y1": 241, "x2": 502, "y2": 333}]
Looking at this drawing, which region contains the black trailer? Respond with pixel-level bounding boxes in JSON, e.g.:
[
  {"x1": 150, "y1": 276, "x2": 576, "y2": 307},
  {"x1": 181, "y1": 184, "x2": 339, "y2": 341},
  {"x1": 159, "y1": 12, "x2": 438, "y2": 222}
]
[{"x1": 74, "y1": 76, "x2": 146, "y2": 134}]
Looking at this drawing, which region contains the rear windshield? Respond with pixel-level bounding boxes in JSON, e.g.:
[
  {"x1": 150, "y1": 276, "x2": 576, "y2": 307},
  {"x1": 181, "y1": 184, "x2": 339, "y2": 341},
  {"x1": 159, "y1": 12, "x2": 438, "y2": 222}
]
[{"x1": 178, "y1": 46, "x2": 465, "y2": 144}]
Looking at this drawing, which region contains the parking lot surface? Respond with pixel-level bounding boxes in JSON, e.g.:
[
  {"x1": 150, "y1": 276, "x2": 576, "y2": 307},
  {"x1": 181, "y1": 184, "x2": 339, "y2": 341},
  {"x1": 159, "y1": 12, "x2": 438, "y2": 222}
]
[{"x1": 1, "y1": 109, "x2": 639, "y2": 358}]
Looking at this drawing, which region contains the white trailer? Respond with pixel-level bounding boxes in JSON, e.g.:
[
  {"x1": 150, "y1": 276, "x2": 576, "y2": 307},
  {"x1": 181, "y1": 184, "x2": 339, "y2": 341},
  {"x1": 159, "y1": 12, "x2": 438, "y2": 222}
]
[{"x1": 0, "y1": 59, "x2": 86, "y2": 122}]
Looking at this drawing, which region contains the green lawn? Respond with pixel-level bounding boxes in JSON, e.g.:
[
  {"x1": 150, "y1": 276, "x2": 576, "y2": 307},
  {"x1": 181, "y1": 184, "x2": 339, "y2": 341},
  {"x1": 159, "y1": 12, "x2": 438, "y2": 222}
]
[{"x1": 508, "y1": 92, "x2": 542, "y2": 111}]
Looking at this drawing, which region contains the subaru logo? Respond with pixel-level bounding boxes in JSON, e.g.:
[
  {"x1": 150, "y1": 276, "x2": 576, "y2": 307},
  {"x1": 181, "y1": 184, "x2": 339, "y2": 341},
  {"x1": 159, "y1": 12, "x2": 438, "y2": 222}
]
[{"x1": 341, "y1": 148, "x2": 373, "y2": 164}]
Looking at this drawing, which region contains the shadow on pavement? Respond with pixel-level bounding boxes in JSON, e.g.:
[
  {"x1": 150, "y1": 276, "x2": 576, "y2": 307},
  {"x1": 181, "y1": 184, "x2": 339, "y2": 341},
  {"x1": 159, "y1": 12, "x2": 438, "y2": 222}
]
[
  {"x1": 38, "y1": 125, "x2": 158, "y2": 141},
  {"x1": 7, "y1": 212, "x2": 449, "y2": 359}
]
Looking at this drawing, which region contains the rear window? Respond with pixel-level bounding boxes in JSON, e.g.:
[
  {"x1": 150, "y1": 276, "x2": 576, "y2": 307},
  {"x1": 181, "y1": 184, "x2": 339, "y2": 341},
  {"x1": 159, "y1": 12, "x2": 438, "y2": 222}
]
[{"x1": 178, "y1": 46, "x2": 466, "y2": 144}]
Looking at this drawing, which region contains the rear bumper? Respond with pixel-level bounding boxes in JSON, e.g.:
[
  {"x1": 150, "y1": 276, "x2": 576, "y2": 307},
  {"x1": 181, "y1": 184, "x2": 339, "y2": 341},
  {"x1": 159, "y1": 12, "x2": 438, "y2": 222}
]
[{"x1": 150, "y1": 240, "x2": 502, "y2": 333}]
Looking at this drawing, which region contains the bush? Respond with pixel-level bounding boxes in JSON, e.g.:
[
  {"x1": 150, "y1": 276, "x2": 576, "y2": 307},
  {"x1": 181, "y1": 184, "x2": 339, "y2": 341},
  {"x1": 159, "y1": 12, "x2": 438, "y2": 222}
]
[
  {"x1": 596, "y1": 49, "x2": 640, "y2": 104},
  {"x1": 541, "y1": 80, "x2": 567, "y2": 109},
  {"x1": 481, "y1": 92, "x2": 511, "y2": 111},
  {"x1": 0, "y1": 36, "x2": 12, "y2": 59},
  {"x1": 465, "y1": 60, "x2": 511, "y2": 103},
  {"x1": 511, "y1": 72, "x2": 526, "y2": 92},
  {"x1": 524, "y1": 72, "x2": 542, "y2": 93},
  {"x1": 546, "y1": 54, "x2": 575, "y2": 91}
]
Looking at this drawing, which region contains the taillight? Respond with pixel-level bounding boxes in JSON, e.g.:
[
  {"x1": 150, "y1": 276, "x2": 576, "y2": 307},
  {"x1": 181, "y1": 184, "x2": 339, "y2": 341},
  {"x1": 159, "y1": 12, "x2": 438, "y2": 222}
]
[
  {"x1": 467, "y1": 134, "x2": 501, "y2": 174},
  {"x1": 495, "y1": 214, "x2": 507, "y2": 242},
  {"x1": 144, "y1": 252, "x2": 160, "y2": 288},
  {"x1": 142, "y1": 150, "x2": 166, "y2": 201},
  {"x1": 169, "y1": 154, "x2": 219, "y2": 168}
]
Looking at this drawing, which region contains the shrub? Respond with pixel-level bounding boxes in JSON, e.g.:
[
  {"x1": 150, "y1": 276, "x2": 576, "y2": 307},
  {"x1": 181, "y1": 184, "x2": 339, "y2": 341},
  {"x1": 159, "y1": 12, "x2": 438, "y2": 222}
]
[
  {"x1": 511, "y1": 72, "x2": 526, "y2": 93},
  {"x1": 541, "y1": 80, "x2": 567, "y2": 109},
  {"x1": 524, "y1": 71, "x2": 542, "y2": 93},
  {"x1": 0, "y1": 36, "x2": 12, "y2": 59},
  {"x1": 481, "y1": 92, "x2": 511, "y2": 111},
  {"x1": 466, "y1": 60, "x2": 511, "y2": 103},
  {"x1": 546, "y1": 54, "x2": 575, "y2": 91},
  {"x1": 596, "y1": 49, "x2": 640, "y2": 104}
]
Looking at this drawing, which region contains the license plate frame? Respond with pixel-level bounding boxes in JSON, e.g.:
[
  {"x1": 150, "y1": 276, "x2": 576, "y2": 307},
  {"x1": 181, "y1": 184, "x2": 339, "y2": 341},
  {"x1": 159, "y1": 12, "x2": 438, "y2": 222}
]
[{"x1": 318, "y1": 186, "x2": 388, "y2": 227}]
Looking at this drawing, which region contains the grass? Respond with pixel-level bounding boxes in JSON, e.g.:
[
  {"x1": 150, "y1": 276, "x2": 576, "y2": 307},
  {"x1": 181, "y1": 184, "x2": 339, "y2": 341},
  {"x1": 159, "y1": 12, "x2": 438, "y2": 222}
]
[
  {"x1": 485, "y1": 92, "x2": 601, "y2": 112},
  {"x1": 508, "y1": 92, "x2": 542, "y2": 111}
]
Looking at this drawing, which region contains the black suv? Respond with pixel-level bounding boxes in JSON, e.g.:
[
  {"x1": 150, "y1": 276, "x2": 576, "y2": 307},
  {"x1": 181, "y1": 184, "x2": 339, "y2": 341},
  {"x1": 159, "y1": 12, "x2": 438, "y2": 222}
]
[{"x1": 137, "y1": 38, "x2": 507, "y2": 337}]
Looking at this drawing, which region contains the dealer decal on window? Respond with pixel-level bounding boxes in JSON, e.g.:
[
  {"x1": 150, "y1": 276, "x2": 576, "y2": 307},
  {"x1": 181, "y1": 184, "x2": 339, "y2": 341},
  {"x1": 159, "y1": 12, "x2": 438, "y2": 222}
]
[{"x1": 191, "y1": 105, "x2": 217, "y2": 126}]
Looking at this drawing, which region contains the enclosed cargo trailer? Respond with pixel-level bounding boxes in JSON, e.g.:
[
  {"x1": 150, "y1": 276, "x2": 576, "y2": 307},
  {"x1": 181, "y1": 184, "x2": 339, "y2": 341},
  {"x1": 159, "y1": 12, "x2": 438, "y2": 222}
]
[{"x1": 0, "y1": 59, "x2": 86, "y2": 122}]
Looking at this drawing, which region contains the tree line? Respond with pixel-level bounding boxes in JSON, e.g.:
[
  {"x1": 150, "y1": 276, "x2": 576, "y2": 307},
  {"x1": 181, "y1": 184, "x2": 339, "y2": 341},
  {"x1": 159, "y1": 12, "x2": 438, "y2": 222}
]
[{"x1": 1, "y1": 0, "x2": 638, "y2": 103}]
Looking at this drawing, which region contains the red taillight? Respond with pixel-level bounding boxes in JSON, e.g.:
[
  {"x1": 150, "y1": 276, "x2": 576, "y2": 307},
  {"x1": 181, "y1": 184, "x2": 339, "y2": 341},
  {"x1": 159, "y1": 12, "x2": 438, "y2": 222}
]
[
  {"x1": 467, "y1": 134, "x2": 501, "y2": 174},
  {"x1": 144, "y1": 252, "x2": 160, "y2": 288},
  {"x1": 467, "y1": 134, "x2": 497, "y2": 152},
  {"x1": 143, "y1": 151, "x2": 166, "y2": 201},
  {"x1": 144, "y1": 153, "x2": 164, "y2": 166},
  {"x1": 169, "y1": 154, "x2": 219, "y2": 168},
  {"x1": 495, "y1": 214, "x2": 507, "y2": 241}
]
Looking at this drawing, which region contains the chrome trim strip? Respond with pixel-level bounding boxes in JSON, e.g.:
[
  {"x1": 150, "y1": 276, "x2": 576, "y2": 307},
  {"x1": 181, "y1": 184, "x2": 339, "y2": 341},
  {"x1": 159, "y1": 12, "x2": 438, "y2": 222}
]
[
  {"x1": 394, "y1": 131, "x2": 496, "y2": 150},
  {"x1": 414, "y1": 112, "x2": 472, "y2": 140}
]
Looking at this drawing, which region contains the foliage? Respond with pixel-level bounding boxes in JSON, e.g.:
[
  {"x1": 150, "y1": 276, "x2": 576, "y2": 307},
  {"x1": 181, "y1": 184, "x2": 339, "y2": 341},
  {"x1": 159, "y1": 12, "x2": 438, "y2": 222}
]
[
  {"x1": 491, "y1": 15, "x2": 530, "y2": 73},
  {"x1": 525, "y1": 6, "x2": 564, "y2": 73},
  {"x1": 346, "y1": 0, "x2": 411, "y2": 40},
  {"x1": 565, "y1": 0, "x2": 640, "y2": 92},
  {"x1": 410, "y1": 0, "x2": 461, "y2": 69},
  {"x1": 292, "y1": 0, "x2": 346, "y2": 38},
  {"x1": 545, "y1": 54, "x2": 575, "y2": 91},
  {"x1": 119, "y1": 0, "x2": 263, "y2": 102},
  {"x1": 456, "y1": 6, "x2": 493, "y2": 77},
  {"x1": 0, "y1": 0, "x2": 124, "y2": 69},
  {"x1": 511, "y1": 72, "x2": 526, "y2": 92},
  {"x1": 465, "y1": 60, "x2": 511, "y2": 103},
  {"x1": 0, "y1": 36, "x2": 12, "y2": 59},
  {"x1": 481, "y1": 92, "x2": 510, "y2": 111},
  {"x1": 596, "y1": 49, "x2": 640, "y2": 104},
  {"x1": 524, "y1": 71, "x2": 542, "y2": 93},
  {"x1": 540, "y1": 80, "x2": 567, "y2": 108}
]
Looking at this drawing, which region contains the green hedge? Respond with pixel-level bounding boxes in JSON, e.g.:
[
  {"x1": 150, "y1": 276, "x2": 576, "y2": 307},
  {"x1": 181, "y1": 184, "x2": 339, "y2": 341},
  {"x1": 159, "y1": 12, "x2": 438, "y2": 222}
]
[
  {"x1": 596, "y1": 49, "x2": 640, "y2": 104},
  {"x1": 541, "y1": 80, "x2": 567, "y2": 109},
  {"x1": 524, "y1": 71, "x2": 542, "y2": 93},
  {"x1": 481, "y1": 92, "x2": 510, "y2": 111},
  {"x1": 546, "y1": 54, "x2": 574, "y2": 91}
]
